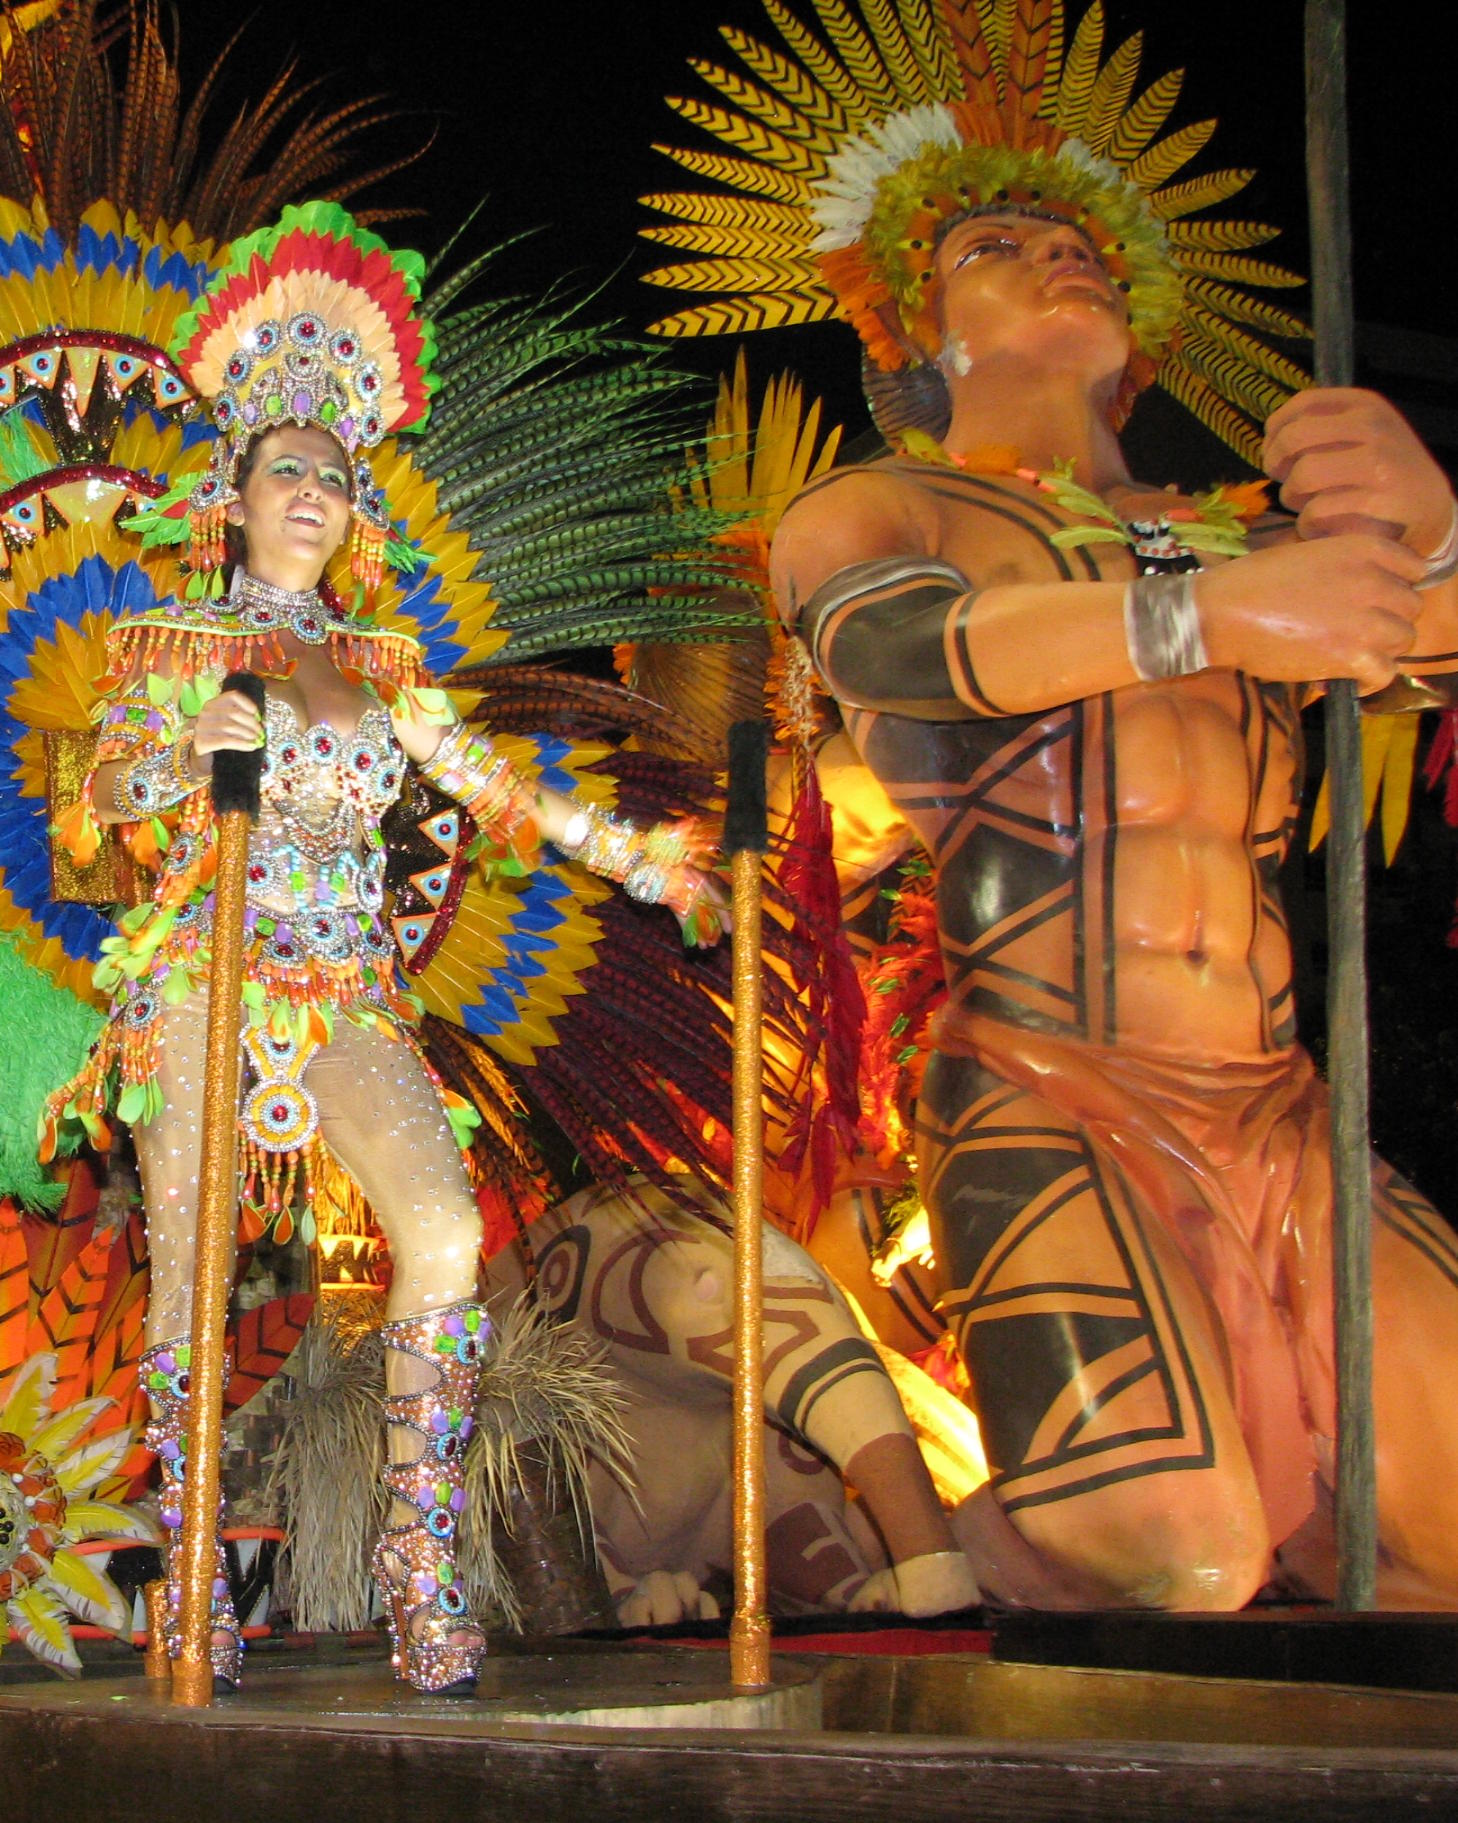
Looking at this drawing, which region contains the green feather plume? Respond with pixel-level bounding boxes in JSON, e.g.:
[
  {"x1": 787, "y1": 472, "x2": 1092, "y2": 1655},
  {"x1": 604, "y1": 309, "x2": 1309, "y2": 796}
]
[
  {"x1": 412, "y1": 242, "x2": 753, "y2": 666},
  {"x1": 0, "y1": 935, "x2": 103, "y2": 1210}
]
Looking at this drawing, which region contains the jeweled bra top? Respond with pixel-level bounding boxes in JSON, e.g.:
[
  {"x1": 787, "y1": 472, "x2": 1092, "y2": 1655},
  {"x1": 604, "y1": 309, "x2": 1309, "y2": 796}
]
[{"x1": 244, "y1": 696, "x2": 404, "y2": 918}]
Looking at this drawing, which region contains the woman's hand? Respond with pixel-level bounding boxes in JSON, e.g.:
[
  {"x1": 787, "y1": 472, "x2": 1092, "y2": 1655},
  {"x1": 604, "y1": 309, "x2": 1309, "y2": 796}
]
[
  {"x1": 190, "y1": 686, "x2": 265, "y2": 771},
  {"x1": 674, "y1": 868, "x2": 733, "y2": 947}
]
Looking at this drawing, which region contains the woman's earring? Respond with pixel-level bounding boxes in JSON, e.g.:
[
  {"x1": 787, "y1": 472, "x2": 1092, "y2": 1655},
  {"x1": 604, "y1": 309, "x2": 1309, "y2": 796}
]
[{"x1": 185, "y1": 469, "x2": 239, "y2": 579}]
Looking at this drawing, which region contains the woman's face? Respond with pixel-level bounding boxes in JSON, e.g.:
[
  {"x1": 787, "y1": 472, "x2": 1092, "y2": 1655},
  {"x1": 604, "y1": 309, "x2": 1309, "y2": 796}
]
[{"x1": 227, "y1": 424, "x2": 351, "y2": 586}]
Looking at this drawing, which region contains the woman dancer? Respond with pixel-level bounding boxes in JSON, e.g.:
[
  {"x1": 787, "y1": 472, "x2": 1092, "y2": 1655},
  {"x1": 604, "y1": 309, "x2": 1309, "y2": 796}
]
[{"x1": 43, "y1": 206, "x2": 724, "y2": 1689}]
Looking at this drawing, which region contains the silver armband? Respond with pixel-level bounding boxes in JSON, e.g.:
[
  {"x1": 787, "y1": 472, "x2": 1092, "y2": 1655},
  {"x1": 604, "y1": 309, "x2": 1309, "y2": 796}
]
[
  {"x1": 1420, "y1": 503, "x2": 1458, "y2": 586},
  {"x1": 1122, "y1": 573, "x2": 1209, "y2": 681}
]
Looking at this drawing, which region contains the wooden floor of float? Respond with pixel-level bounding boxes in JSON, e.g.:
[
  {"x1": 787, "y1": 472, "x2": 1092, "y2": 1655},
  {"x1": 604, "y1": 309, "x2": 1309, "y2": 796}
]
[{"x1": 5, "y1": 1625, "x2": 1458, "y2": 1821}]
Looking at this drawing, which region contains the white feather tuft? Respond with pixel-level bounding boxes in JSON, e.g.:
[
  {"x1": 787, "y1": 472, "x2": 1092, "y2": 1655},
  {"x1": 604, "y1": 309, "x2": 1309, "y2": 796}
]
[{"x1": 810, "y1": 105, "x2": 961, "y2": 251}]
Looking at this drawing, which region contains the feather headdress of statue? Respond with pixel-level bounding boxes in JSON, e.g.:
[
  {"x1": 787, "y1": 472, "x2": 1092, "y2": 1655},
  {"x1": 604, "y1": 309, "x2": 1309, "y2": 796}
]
[
  {"x1": 131, "y1": 200, "x2": 438, "y2": 597},
  {"x1": 643, "y1": 0, "x2": 1309, "y2": 462}
]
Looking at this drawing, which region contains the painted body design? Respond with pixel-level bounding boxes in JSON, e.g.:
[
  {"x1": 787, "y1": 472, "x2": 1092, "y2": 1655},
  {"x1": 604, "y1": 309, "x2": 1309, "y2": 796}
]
[
  {"x1": 488, "y1": 1179, "x2": 978, "y2": 1622},
  {"x1": 786, "y1": 459, "x2": 1458, "y2": 1608}
]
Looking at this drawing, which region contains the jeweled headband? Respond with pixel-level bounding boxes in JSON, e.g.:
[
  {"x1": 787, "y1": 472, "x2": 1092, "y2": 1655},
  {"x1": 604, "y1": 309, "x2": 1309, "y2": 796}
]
[{"x1": 129, "y1": 201, "x2": 437, "y2": 594}]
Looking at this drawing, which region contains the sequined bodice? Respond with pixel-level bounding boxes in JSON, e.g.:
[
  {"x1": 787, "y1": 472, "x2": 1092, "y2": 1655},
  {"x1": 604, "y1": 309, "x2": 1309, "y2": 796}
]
[{"x1": 246, "y1": 697, "x2": 405, "y2": 917}]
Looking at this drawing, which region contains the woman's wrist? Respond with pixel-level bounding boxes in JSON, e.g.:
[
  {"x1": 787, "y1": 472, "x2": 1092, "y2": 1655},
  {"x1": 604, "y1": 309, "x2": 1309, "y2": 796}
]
[
  {"x1": 557, "y1": 797, "x2": 711, "y2": 913},
  {"x1": 178, "y1": 731, "x2": 212, "y2": 781},
  {"x1": 112, "y1": 733, "x2": 210, "y2": 816},
  {"x1": 418, "y1": 720, "x2": 539, "y2": 853}
]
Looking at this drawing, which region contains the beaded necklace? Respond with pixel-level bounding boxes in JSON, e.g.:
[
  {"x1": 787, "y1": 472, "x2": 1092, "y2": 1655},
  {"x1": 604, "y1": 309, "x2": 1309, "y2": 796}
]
[
  {"x1": 898, "y1": 430, "x2": 1269, "y2": 567},
  {"x1": 231, "y1": 571, "x2": 336, "y2": 645}
]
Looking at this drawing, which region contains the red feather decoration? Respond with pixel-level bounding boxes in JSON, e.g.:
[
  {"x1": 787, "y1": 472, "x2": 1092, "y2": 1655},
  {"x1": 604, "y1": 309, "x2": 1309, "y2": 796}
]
[{"x1": 774, "y1": 763, "x2": 866, "y2": 1224}]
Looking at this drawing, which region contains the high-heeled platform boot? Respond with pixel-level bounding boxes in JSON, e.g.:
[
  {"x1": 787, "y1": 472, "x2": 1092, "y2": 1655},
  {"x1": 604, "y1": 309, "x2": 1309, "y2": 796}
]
[
  {"x1": 140, "y1": 1339, "x2": 244, "y2": 1688},
  {"x1": 371, "y1": 1300, "x2": 488, "y2": 1692}
]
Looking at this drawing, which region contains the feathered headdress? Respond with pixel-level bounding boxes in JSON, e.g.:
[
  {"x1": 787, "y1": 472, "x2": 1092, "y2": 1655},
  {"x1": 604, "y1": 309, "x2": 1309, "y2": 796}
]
[
  {"x1": 131, "y1": 200, "x2": 437, "y2": 595},
  {"x1": 643, "y1": 0, "x2": 1309, "y2": 461}
]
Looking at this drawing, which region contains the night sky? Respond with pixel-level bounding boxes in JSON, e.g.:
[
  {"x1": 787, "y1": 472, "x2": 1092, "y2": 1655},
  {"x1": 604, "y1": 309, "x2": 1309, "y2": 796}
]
[
  {"x1": 181, "y1": 0, "x2": 1458, "y2": 1202},
  {"x1": 189, "y1": 1, "x2": 1451, "y2": 446}
]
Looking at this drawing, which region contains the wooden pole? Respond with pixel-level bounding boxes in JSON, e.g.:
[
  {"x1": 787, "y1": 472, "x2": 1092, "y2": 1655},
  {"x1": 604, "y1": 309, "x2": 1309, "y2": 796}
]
[
  {"x1": 1304, "y1": 0, "x2": 1377, "y2": 1610},
  {"x1": 172, "y1": 675, "x2": 265, "y2": 1705},
  {"x1": 725, "y1": 719, "x2": 770, "y2": 1689}
]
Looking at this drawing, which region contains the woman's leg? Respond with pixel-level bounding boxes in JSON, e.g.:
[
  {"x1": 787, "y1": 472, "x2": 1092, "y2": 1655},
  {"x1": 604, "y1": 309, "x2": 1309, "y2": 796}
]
[
  {"x1": 131, "y1": 997, "x2": 237, "y2": 1347},
  {"x1": 304, "y1": 1015, "x2": 482, "y2": 1316},
  {"x1": 130, "y1": 996, "x2": 243, "y2": 1681},
  {"x1": 308, "y1": 1016, "x2": 487, "y2": 1688}
]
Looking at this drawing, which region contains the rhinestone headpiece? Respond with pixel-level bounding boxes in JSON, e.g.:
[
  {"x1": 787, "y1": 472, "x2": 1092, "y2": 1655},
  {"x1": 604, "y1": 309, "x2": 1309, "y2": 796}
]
[{"x1": 128, "y1": 201, "x2": 436, "y2": 596}]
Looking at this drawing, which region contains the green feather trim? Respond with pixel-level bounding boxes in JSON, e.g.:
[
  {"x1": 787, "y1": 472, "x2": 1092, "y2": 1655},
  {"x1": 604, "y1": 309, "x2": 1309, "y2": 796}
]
[
  {"x1": 0, "y1": 413, "x2": 50, "y2": 489},
  {"x1": 119, "y1": 471, "x2": 195, "y2": 547},
  {"x1": 0, "y1": 935, "x2": 103, "y2": 1209},
  {"x1": 405, "y1": 247, "x2": 755, "y2": 661}
]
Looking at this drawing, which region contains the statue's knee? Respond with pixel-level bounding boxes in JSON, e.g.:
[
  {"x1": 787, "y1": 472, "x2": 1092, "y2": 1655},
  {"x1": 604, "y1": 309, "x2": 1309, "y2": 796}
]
[{"x1": 1018, "y1": 1466, "x2": 1271, "y2": 1611}]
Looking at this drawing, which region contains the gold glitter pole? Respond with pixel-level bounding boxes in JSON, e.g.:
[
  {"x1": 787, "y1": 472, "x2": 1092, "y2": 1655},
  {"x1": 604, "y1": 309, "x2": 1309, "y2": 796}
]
[
  {"x1": 726, "y1": 722, "x2": 770, "y2": 1689},
  {"x1": 168, "y1": 677, "x2": 264, "y2": 1708},
  {"x1": 171, "y1": 801, "x2": 250, "y2": 1707},
  {"x1": 143, "y1": 1580, "x2": 170, "y2": 1680}
]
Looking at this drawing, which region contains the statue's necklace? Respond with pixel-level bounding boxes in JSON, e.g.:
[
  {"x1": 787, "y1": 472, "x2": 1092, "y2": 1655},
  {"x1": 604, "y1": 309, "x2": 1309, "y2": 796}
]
[{"x1": 897, "y1": 430, "x2": 1267, "y2": 566}]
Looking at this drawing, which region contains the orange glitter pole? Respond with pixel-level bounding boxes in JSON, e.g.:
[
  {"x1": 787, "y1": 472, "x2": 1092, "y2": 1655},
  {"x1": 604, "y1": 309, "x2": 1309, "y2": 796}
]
[
  {"x1": 725, "y1": 721, "x2": 770, "y2": 1689},
  {"x1": 172, "y1": 675, "x2": 264, "y2": 1707}
]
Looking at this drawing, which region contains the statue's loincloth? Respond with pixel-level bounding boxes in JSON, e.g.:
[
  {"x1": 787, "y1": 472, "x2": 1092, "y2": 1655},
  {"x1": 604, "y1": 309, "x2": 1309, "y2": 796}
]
[{"x1": 929, "y1": 1010, "x2": 1338, "y2": 1544}]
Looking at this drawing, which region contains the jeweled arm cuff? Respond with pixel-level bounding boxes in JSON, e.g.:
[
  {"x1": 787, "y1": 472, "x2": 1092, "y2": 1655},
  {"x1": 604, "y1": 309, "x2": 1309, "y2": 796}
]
[
  {"x1": 418, "y1": 720, "x2": 539, "y2": 855},
  {"x1": 112, "y1": 732, "x2": 207, "y2": 818},
  {"x1": 1122, "y1": 573, "x2": 1209, "y2": 681},
  {"x1": 1420, "y1": 502, "x2": 1458, "y2": 586},
  {"x1": 557, "y1": 800, "x2": 710, "y2": 916}
]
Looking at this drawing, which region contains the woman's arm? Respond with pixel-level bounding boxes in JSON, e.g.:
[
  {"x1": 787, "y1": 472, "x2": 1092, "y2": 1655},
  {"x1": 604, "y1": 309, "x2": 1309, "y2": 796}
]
[
  {"x1": 90, "y1": 682, "x2": 263, "y2": 825},
  {"x1": 392, "y1": 699, "x2": 730, "y2": 945}
]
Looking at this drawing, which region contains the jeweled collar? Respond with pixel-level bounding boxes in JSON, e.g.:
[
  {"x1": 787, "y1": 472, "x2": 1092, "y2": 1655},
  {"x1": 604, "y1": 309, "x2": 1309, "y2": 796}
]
[
  {"x1": 229, "y1": 571, "x2": 340, "y2": 645},
  {"x1": 106, "y1": 575, "x2": 367, "y2": 646},
  {"x1": 99, "y1": 579, "x2": 426, "y2": 690}
]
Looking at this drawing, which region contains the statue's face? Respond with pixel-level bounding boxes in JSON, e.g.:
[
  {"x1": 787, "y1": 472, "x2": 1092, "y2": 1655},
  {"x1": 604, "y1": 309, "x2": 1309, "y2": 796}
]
[
  {"x1": 228, "y1": 424, "x2": 352, "y2": 581},
  {"x1": 930, "y1": 211, "x2": 1133, "y2": 388}
]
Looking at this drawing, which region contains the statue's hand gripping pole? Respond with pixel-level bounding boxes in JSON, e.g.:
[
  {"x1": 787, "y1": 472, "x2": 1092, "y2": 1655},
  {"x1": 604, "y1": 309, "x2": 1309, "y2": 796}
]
[{"x1": 173, "y1": 671, "x2": 265, "y2": 1706}]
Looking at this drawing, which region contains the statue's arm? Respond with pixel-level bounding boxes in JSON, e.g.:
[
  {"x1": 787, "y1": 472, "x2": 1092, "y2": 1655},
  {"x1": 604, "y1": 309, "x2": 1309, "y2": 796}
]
[
  {"x1": 773, "y1": 463, "x2": 1429, "y2": 719},
  {"x1": 770, "y1": 473, "x2": 1134, "y2": 720}
]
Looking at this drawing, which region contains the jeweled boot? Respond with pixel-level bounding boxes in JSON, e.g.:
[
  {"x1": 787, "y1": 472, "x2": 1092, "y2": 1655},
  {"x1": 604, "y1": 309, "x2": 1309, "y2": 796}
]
[
  {"x1": 140, "y1": 1339, "x2": 244, "y2": 1689},
  {"x1": 371, "y1": 1300, "x2": 488, "y2": 1693}
]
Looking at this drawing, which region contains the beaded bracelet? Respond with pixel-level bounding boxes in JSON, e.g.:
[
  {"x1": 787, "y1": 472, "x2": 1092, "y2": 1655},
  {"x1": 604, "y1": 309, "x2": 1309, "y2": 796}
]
[
  {"x1": 418, "y1": 721, "x2": 538, "y2": 852},
  {"x1": 557, "y1": 799, "x2": 707, "y2": 916},
  {"x1": 112, "y1": 734, "x2": 206, "y2": 818}
]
